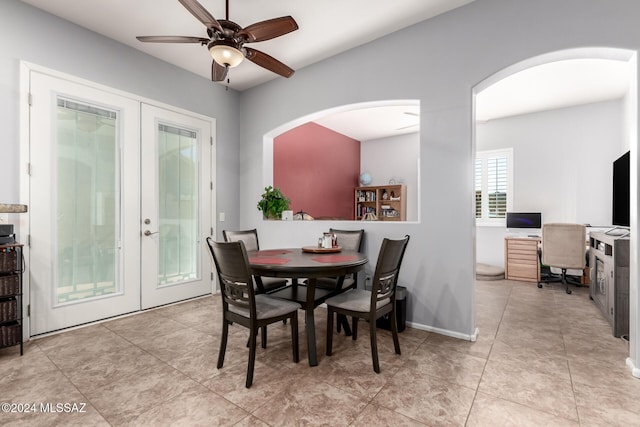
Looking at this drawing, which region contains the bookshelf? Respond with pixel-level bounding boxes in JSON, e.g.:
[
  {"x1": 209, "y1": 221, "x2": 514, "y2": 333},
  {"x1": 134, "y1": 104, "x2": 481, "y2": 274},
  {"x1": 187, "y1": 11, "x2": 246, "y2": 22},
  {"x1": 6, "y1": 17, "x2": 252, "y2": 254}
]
[{"x1": 355, "y1": 184, "x2": 406, "y2": 221}]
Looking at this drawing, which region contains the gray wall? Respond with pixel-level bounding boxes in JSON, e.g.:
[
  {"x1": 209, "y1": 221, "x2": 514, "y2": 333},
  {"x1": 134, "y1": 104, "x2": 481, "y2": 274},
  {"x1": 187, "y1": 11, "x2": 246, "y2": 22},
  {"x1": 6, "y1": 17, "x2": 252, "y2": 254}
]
[
  {"x1": 0, "y1": 0, "x2": 242, "y2": 235},
  {"x1": 238, "y1": 0, "x2": 640, "y2": 337},
  {"x1": 476, "y1": 99, "x2": 625, "y2": 267}
]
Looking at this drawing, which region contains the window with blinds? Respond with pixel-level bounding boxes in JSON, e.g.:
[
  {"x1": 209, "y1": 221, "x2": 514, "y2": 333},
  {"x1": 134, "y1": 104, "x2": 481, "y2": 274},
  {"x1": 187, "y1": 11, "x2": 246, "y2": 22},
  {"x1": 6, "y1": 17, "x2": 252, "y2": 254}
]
[{"x1": 475, "y1": 148, "x2": 513, "y2": 223}]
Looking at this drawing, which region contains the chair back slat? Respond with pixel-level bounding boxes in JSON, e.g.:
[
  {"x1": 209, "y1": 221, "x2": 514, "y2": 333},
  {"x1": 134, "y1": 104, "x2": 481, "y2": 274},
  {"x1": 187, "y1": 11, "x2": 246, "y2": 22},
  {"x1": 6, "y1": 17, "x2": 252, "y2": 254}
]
[
  {"x1": 223, "y1": 229, "x2": 260, "y2": 252},
  {"x1": 376, "y1": 273, "x2": 397, "y2": 301},
  {"x1": 370, "y1": 236, "x2": 410, "y2": 306},
  {"x1": 219, "y1": 274, "x2": 251, "y2": 311},
  {"x1": 206, "y1": 238, "x2": 256, "y2": 317}
]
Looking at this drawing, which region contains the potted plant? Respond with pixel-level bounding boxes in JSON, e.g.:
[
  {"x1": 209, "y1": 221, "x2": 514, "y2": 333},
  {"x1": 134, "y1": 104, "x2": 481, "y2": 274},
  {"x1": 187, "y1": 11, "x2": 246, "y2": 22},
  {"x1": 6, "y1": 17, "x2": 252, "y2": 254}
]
[{"x1": 257, "y1": 186, "x2": 290, "y2": 219}]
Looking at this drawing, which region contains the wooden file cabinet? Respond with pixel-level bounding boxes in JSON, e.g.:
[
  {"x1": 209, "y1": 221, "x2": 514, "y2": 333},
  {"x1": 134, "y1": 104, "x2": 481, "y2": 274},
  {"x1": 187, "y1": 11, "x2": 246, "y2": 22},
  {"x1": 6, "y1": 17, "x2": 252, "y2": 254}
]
[{"x1": 505, "y1": 237, "x2": 540, "y2": 283}]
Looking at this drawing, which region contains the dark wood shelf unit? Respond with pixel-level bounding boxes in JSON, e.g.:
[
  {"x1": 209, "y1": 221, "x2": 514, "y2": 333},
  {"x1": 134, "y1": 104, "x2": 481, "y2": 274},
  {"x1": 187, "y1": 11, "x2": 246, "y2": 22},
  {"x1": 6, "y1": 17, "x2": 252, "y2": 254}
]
[{"x1": 0, "y1": 242, "x2": 23, "y2": 355}]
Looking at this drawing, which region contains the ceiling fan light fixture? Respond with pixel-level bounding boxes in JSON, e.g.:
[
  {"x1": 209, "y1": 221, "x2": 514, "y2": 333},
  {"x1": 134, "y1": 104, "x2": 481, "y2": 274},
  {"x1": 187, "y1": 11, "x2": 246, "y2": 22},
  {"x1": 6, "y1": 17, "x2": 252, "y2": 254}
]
[{"x1": 209, "y1": 41, "x2": 244, "y2": 67}]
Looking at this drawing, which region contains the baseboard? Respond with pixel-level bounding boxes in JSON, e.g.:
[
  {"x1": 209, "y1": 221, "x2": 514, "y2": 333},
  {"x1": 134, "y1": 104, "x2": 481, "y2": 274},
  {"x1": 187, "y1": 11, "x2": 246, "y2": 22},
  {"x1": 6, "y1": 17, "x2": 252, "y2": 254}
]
[
  {"x1": 626, "y1": 357, "x2": 640, "y2": 379},
  {"x1": 407, "y1": 321, "x2": 479, "y2": 342}
]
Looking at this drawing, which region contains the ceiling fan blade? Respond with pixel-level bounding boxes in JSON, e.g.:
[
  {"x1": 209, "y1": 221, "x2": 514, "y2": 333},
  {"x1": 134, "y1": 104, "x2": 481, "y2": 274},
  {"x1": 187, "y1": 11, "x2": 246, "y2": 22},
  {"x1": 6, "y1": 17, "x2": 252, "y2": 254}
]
[
  {"x1": 136, "y1": 36, "x2": 209, "y2": 44},
  {"x1": 178, "y1": 0, "x2": 223, "y2": 33},
  {"x1": 211, "y1": 60, "x2": 228, "y2": 82},
  {"x1": 238, "y1": 16, "x2": 298, "y2": 43},
  {"x1": 245, "y1": 47, "x2": 295, "y2": 78}
]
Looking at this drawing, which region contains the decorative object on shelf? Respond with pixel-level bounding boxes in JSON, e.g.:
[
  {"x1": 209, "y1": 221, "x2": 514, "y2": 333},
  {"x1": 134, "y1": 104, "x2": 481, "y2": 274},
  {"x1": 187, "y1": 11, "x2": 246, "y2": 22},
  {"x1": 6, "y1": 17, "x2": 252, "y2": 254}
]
[
  {"x1": 362, "y1": 212, "x2": 378, "y2": 221},
  {"x1": 359, "y1": 172, "x2": 372, "y2": 186},
  {"x1": 281, "y1": 210, "x2": 293, "y2": 221},
  {"x1": 257, "y1": 186, "x2": 290, "y2": 219},
  {"x1": 382, "y1": 190, "x2": 388, "y2": 200},
  {"x1": 293, "y1": 210, "x2": 314, "y2": 220}
]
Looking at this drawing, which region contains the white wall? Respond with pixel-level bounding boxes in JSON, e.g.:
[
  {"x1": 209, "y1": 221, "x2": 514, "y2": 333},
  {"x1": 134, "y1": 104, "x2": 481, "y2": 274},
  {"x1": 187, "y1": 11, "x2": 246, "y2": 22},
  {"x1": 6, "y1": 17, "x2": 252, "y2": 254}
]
[
  {"x1": 476, "y1": 99, "x2": 625, "y2": 267},
  {"x1": 361, "y1": 132, "x2": 419, "y2": 221}
]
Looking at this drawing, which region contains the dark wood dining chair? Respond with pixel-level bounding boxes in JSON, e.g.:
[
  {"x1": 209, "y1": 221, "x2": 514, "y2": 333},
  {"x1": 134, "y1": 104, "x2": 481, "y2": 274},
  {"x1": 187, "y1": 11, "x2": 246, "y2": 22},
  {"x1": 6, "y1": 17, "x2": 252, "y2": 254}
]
[
  {"x1": 325, "y1": 235, "x2": 410, "y2": 373},
  {"x1": 206, "y1": 238, "x2": 300, "y2": 388},
  {"x1": 223, "y1": 229, "x2": 290, "y2": 294},
  {"x1": 315, "y1": 228, "x2": 364, "y2": 335}
]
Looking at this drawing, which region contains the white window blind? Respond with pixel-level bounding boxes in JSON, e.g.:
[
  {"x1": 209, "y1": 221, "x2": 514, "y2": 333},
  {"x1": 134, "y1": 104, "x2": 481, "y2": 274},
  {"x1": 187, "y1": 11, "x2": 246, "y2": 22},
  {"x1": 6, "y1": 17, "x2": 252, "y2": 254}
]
[{"x1": 475, "y1": 148, "x2": 513, "y2": 224}]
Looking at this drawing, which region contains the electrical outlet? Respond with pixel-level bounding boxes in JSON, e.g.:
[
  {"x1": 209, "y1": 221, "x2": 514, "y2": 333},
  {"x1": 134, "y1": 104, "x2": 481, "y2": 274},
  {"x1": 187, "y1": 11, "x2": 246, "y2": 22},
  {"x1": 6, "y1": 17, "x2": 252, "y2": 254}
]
[{"x1": 219, "y1": 212, "x2": 225, "y2": 222}]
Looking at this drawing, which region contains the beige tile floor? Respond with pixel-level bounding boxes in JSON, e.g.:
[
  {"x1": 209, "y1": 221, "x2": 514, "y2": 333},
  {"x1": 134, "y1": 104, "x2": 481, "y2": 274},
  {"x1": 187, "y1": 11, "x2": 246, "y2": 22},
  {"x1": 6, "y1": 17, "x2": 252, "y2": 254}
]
[{"x1": 1, "y1": 279, "x2": 639, "y2": 426}]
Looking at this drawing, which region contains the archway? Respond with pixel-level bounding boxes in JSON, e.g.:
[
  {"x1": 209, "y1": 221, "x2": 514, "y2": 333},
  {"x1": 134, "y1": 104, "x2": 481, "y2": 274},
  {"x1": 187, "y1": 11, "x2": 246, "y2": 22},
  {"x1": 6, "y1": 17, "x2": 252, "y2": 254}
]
[
  {"x1": 262, "y1": 99, "x2": 421, "y2": 222},
  {"x1": 472, "y1": 47, "x2": 639, "y2": 378}
]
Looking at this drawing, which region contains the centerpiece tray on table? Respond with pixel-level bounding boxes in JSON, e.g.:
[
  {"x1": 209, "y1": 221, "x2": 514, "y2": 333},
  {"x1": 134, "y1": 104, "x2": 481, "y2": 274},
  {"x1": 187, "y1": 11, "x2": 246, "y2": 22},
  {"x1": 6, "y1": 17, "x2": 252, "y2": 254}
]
[{"x1": 301, "y1": 246, "x2": 342, "y2": 253}]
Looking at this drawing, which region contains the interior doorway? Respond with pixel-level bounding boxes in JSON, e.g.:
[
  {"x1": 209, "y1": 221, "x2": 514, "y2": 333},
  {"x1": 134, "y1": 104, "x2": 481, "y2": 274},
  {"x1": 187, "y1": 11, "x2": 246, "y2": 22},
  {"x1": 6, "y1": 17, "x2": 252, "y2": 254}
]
[{"x1": 472, "y1": 47, "x2": 638, "y2": 366}]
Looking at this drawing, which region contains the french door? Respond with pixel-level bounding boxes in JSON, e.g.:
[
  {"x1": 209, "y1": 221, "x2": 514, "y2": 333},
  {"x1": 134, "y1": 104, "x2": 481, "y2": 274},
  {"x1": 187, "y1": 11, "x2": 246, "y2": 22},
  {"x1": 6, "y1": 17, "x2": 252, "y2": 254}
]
[
  {"x1": 28, "y1": 70, "x2": 213, "y2": 335},
  {"x1": 140, "y1": 104, "x2": 212, "y2": 309}
]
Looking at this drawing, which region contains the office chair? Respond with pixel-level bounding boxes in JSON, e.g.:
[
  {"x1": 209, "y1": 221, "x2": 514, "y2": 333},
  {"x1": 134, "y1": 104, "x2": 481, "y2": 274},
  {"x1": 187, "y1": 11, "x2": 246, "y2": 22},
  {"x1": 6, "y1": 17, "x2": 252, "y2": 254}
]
[{"x1": 537, "y1": 223, "x2": 586, "y2": 294}]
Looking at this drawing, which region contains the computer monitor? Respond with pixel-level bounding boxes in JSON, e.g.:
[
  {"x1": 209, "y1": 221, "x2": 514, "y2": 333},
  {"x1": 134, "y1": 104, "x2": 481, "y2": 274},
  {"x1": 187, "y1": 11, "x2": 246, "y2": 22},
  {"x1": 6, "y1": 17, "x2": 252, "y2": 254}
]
[
  {"x1": 612, "y1": 151, "x2": 630, "y2": 227},
  {"x1": 506, "y1": 212, "x2": 542, "y2": 230}
]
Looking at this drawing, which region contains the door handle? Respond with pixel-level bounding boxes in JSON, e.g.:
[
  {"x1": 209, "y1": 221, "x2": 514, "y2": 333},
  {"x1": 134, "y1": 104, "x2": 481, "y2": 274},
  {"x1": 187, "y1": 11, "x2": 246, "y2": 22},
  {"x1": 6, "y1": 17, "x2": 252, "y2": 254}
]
[{"x1": 144, "y1": 230, "x2": 158, "y2": 236}]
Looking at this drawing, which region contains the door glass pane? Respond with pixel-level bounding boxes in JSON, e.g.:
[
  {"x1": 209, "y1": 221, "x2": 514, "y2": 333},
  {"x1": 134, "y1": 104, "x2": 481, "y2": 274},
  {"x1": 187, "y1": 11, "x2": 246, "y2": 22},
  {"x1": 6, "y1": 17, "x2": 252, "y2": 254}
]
[
  {"x1": 56, "y1": 98, "x2": 119, "y2": 304},
  {"x1": 158, "y1": 124, "x2": 199, "y2": 286}
]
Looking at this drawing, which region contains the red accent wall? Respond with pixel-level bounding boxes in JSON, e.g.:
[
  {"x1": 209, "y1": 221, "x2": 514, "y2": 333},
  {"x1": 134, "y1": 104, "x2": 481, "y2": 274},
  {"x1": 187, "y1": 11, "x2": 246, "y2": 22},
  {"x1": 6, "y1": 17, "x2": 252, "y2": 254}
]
[{"x1": 274, "y1": 122, "x2": 360, "y2": 220}]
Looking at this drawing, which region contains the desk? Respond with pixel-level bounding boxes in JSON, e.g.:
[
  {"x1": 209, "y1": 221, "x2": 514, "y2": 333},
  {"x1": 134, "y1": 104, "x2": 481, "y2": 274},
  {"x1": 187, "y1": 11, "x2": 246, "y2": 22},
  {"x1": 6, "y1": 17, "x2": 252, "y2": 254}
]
[
  {"x1": 504, "y1": 236, "x2": 541, "y2": 282},
  {"x1": 248, "y1": 248, "x2": 368, "y2": 366}
]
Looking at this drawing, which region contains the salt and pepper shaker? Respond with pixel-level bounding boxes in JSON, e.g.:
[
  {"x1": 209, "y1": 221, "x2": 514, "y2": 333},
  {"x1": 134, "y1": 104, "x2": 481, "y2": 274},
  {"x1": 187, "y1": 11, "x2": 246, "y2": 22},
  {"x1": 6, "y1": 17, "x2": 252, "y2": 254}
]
[{"x1": 318, "y1": 233, "x2": 338, "y2": 249}]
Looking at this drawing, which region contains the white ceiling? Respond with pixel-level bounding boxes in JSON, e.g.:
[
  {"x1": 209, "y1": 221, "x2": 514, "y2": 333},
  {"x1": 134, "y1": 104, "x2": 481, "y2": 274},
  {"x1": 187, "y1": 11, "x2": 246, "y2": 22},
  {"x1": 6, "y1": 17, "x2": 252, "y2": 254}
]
[
  {"x1": 314, "y1": 105, "x2": 420, "y2": 142},
  {"x1": 476, "y1": 58, "x2": 631, "y2": 122},
  {"x1": 20, "y1": 0, "x2": 474, "y2": 91},
  {"x1": 19, "y1": 0, "x2": 632, "y2": 140}
]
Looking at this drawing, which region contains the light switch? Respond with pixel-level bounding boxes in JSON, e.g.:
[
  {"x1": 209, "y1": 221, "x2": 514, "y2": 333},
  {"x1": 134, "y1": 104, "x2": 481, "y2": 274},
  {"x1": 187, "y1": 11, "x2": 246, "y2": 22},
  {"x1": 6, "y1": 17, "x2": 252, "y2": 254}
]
[
  {"x1": 219, "y1": 212, "x2": 225, "y2": 222},
  {"x1": 0, "y1": 214, "x2": 7, "y2": 224}
]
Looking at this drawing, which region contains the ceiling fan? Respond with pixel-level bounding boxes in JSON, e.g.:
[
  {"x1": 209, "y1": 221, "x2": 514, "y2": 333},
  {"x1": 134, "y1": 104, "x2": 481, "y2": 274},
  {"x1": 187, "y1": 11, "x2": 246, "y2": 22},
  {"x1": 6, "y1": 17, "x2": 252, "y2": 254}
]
[{"x1": 137, "y1": 0, "x2": 298, "y2": 82}]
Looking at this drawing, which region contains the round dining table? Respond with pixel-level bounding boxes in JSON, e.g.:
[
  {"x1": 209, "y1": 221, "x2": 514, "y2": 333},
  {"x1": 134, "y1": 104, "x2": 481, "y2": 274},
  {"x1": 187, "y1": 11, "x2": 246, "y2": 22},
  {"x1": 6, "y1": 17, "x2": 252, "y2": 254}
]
[{"x1": 248, "y1": 248, "x2": 368, "y2": 366}]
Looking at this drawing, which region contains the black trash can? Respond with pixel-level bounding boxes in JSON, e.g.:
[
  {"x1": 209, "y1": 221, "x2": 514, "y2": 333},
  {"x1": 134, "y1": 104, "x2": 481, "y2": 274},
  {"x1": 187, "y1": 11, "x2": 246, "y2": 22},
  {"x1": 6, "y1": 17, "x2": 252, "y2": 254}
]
[{"x1": 375, "y1": 286, "x2": 407, "y2": 332}]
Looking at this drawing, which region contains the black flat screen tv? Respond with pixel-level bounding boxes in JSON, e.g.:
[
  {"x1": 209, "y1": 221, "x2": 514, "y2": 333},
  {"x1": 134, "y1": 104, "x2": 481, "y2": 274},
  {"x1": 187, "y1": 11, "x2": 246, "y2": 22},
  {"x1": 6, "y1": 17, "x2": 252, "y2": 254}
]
[
  {"x1": 506, "y1": 212, "x2": 542, "y2": 229},
  {"x1": 612, "y1": 150, "x2": 630, "y2": 227}
]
